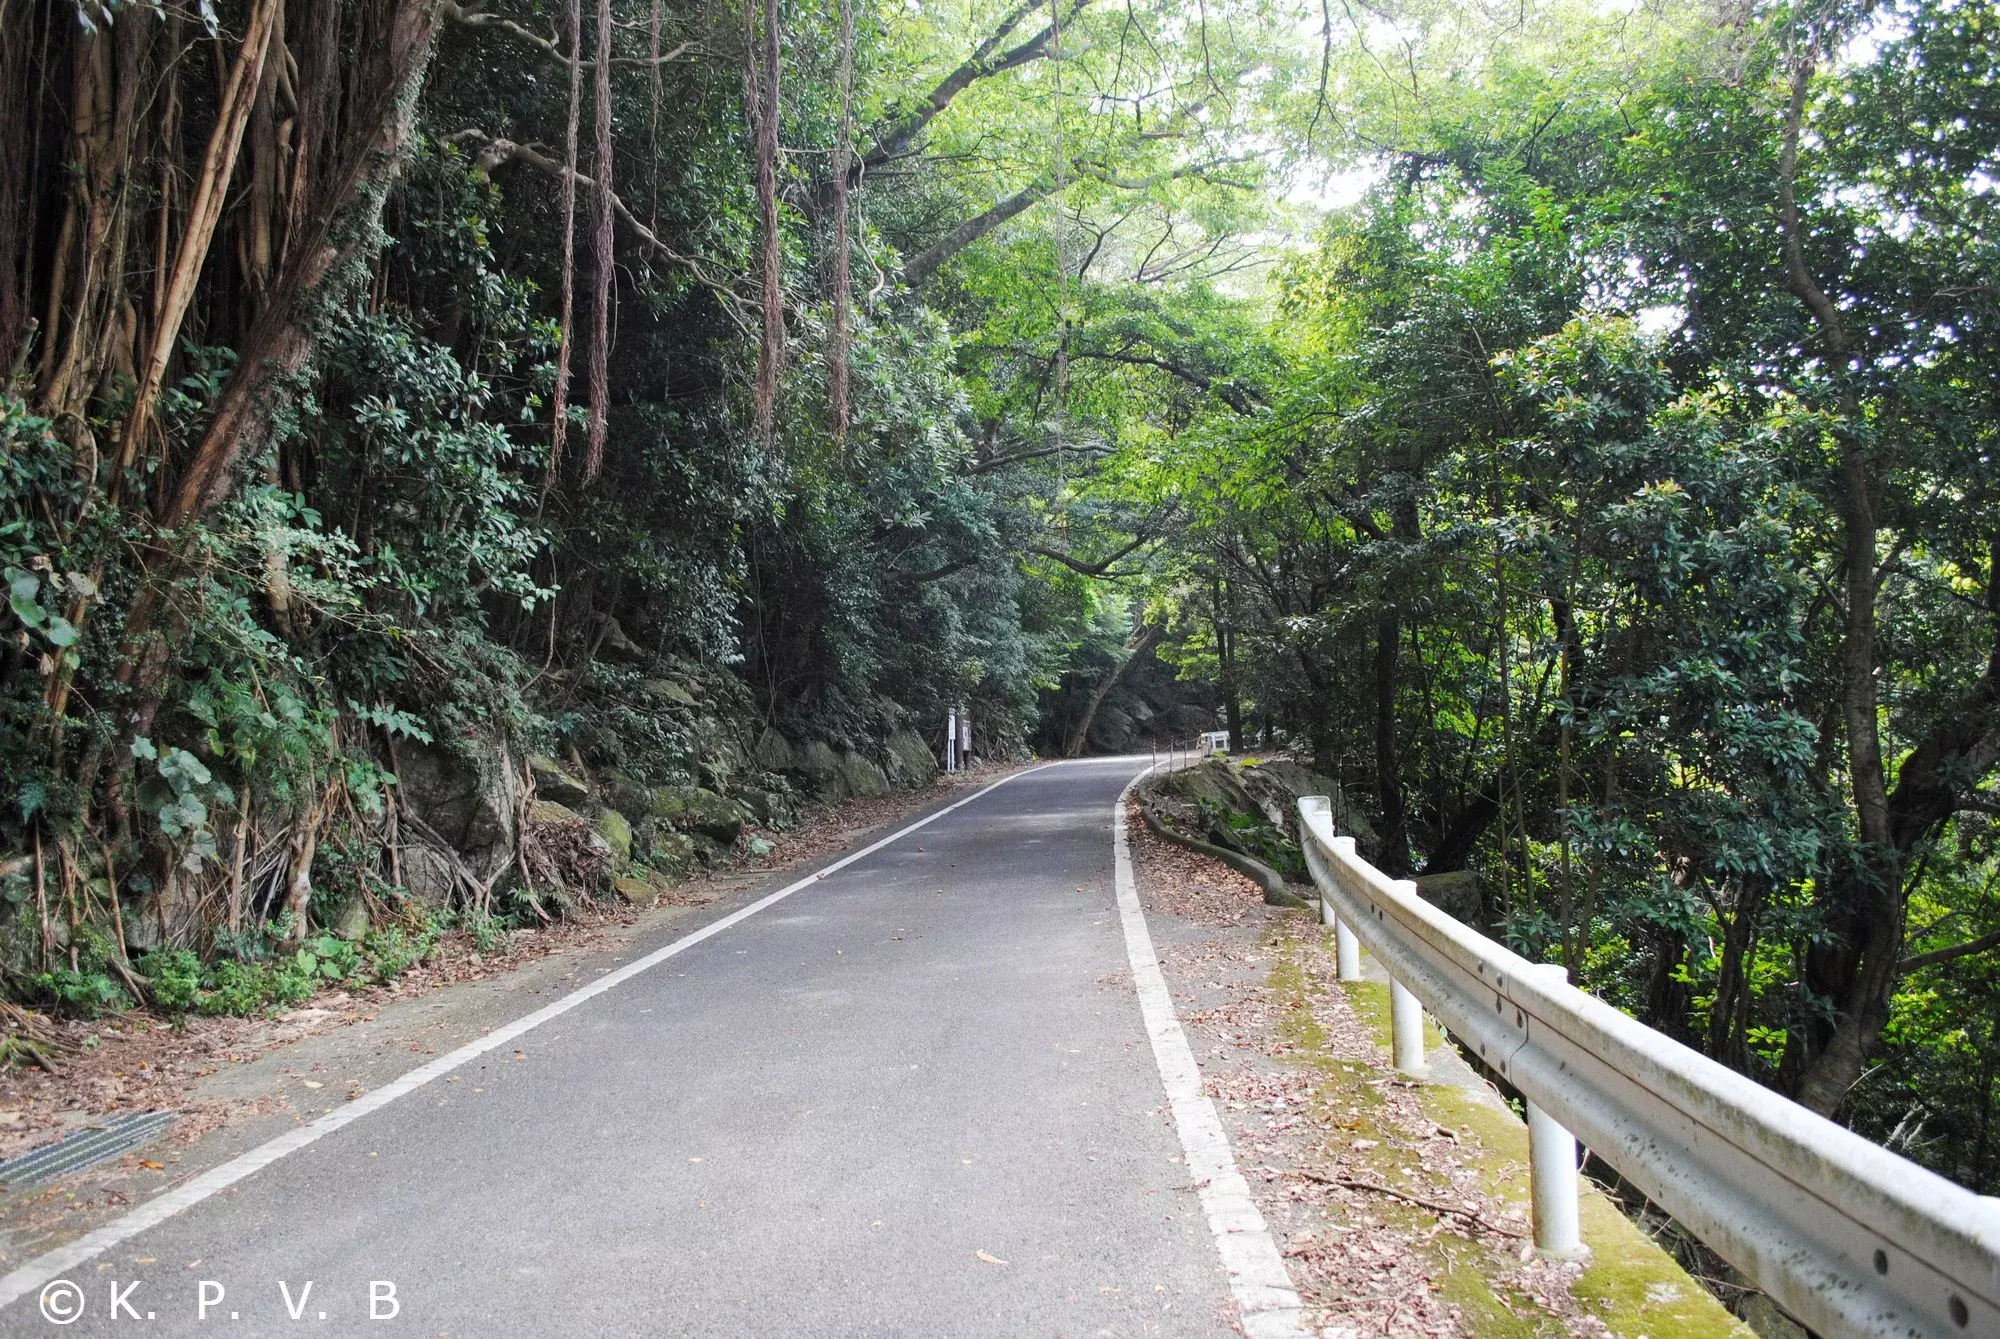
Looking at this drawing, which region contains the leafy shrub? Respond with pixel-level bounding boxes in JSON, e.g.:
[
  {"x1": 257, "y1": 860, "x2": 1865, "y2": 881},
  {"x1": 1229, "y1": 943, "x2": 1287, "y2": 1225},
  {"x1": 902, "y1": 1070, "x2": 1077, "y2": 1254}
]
[
  {"x1": 133, "y1": 921, "x2": 438, "y2": 1018},
  {"x1": 142, "y1": 949, "x2": 205, "y2": 1012},
  {"x1": 460, "y1": 913, "x2": 507, "y2": 956},
  {"x1": 295, "y1": 934, "x2": 361, "y2": 985},
  {"x1": 365, "y1": 922, "x2": 441, "y2": 976},
  {"x1": 30, "y1": 928, "x2": 134, "y2": 1017},
  {"x1": 32, "y1": 965, "x2": 131, "y2": 1017},
  {"x1": 198, "y1": 958, "x2": 315, "y2": 1016}
]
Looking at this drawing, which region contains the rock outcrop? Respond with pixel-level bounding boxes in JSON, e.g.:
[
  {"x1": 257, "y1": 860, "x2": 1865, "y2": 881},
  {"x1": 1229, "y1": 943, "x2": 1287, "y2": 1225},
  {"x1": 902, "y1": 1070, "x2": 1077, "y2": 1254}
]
[
  {"x1": 527, "y1": 754, "x2": 592, "y2": 806},
  {"x1": 392, "y1": 735, "x2": 524, "y2": 906},
  {"x1": 377, "y1": 673, "x2": 952, "y2": 920},
  {"x1": 839, "y1": 751, "x2": 890, "y2": 797},
  {"x1": 754, "y1": 728, "x2": 797, "y2": 772},
  {"x1": 1142, "y1": 756, "x2": 1486, "y2": 925},
  {"x1": 884, "y1": 728, "x2": 938, "y2": 786}
]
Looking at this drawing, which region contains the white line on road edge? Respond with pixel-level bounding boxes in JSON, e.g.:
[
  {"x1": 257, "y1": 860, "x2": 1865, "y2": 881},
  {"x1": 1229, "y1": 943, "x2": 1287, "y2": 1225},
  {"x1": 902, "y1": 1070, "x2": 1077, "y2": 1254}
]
[
  {"x1": 0, "y1": 763, "x2": 1059, "y2": 1314},
  {"x1": 1113, "y1": 768, "x2": 1309, "y2": 1339}
]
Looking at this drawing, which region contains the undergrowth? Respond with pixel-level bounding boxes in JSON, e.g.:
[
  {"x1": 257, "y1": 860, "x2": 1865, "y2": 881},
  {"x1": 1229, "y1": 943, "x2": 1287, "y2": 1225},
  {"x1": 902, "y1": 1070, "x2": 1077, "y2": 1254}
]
[{"x1": 26, "y1": 914, "x2": 452, "y2": 1021}]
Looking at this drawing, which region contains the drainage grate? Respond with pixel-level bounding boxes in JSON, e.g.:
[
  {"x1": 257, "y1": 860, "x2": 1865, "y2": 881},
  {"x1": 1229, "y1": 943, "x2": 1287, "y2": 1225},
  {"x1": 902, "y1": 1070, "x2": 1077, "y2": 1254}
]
[{"x1": 0, "y1": 1110, "x2": 177, "y2": 1190}]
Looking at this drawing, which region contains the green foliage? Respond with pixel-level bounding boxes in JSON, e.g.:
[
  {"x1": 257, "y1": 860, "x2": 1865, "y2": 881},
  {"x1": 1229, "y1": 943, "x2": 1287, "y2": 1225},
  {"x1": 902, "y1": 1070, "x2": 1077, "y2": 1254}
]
[
  {"x1": 141, "y1": 948, "x2": 205, "y2": 1013},
  {"x1": 28, "y1": 926, "x2": 133, "y2": 1017},
  {"x1": 33, "y1": 967, "x2": 132, "y2": 1019},
  {"x1": 133, "y1": 921, "x2": 440, "y2": 1019}
]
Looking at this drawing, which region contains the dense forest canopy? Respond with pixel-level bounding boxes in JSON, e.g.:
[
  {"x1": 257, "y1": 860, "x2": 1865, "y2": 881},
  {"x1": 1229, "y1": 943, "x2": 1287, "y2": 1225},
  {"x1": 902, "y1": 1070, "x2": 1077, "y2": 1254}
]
[{"x1": 4, "y1": 0, "x2": 2000, "y2": 1198}]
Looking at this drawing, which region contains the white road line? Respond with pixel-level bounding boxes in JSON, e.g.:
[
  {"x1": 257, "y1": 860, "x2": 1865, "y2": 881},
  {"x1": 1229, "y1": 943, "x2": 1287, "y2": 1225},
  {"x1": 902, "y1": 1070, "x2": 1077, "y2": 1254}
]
[
  {"x1": 1113, "y1": 767, "x2": 1309, "y2": 1339},
  {"x1": 0, "y1": 763, "x2": 1057, "y2": 1314}
]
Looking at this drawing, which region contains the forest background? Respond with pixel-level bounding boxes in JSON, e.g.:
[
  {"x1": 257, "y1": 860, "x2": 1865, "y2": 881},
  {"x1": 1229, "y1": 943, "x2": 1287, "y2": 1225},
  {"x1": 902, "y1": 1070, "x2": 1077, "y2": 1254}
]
[{"x1": 3, "y1": 0, "x2": 2000, "y2": 1201}]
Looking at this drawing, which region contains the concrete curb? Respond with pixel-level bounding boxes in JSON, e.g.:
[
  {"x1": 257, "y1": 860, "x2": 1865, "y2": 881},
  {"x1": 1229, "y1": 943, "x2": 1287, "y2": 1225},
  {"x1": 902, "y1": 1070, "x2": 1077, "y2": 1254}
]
[{"x1": 1134, "y1": 791, "x2": 1313, "y2": 911}]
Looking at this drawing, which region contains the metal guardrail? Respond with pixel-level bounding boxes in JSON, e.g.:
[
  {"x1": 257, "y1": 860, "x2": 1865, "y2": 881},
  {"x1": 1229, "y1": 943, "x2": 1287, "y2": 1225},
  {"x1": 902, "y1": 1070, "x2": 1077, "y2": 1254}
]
[{"x1": 1298, "y1": 796, "x2": 2000, "y2": 1339}]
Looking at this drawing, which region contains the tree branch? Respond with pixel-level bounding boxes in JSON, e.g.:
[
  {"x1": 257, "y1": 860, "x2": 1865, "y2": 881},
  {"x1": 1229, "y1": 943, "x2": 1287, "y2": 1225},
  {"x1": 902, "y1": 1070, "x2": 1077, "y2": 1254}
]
[
  {"x1": 1026, "y1": 534, "x2": 1153, "y2": 577},
  {"x1": 1776, "y1": 54, "x2": 1850, "y2": 360},
  {"x1": 900, "y1": 156, "x2": 1251, "y2": 287},
  {"x1": 969, "y1": 441, "x2": 1115, "y2": 474},
  {"x1": 859, "y1": 0, "x2": 1089, "y2": 175},
  {"x1": 1065, "y1": 621, "x2": 1159, "y2": 756},
  {"x1": 443, "y1": 2, "x2": 694, "y2": 68},
  {"x1": 1065, "y1": 346, "x2": 1259, "y2": 414},
  {"x1": 1900, "y1": 928, "x2": 2000, "y2": 974},
  {"x1": 894, "y1": 560, "x2": 972, "y2": 584},
  {"x1": 902, "y1": 180, "x2": 1052, "y2": 285},
  {"x1": 446, "y1": 131, "x2": 752, "y2": 330},
  {"x1": 1074, "y1": 152, "x2": 1256, "y2": 191}
]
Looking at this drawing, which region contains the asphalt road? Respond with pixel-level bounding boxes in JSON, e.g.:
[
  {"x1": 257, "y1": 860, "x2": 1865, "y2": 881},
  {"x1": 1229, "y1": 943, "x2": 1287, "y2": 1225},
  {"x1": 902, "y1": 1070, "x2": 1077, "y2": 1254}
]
[{"x1": 2, "y1": 758, "x2": 1250, "y2": 1338}]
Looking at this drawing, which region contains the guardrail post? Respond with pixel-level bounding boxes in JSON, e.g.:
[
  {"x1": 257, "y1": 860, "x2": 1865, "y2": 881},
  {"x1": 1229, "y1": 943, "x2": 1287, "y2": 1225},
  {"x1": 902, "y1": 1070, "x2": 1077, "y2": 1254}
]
[
  {"x1": 1527, "y1": 1099, "x2": 1585, "y2": 1258},
  {"x1": 1526, "y1": 963, "x2": 1586, "y2": 1259},
  {"x1": 1389, "y1": 977, "x2": 1425, "y2": 1074},
  {"x1": 1299, "y1": 798, "x2": 1333, "y2": 929},
  {"x1": 1334, "y1": 919, "x2": 1361, "y2": 981},
  {"x1": 1301, "y1": 798, "x2": 1364, "y2": 981},
  {"x1": 1388, "y1": 877, "x2": 1428, "y2": 1073}
]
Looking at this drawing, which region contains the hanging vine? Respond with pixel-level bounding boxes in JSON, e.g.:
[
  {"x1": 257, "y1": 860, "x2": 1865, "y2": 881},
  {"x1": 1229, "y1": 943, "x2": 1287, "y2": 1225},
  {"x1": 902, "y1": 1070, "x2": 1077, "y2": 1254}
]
[
  {"x1": 748, "y1": 0, "x2": 784, "y2": 441},
  {"x1": 546, "y1": 0, "x2": 584, "y2": 495},
  {"x1": 584, "y1": 0, "x2": 616, "y2": 481},
  {"x1": 827, "y1": 0, "x2": 855, "y2": 440}
]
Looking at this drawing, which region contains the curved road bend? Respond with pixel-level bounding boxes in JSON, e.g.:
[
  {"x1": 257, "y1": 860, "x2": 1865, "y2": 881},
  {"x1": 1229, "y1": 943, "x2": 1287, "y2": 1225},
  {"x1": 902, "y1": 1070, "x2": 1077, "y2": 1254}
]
[{"x1": 2, "y1": 757, "x2": 1300, "y2": 1337}]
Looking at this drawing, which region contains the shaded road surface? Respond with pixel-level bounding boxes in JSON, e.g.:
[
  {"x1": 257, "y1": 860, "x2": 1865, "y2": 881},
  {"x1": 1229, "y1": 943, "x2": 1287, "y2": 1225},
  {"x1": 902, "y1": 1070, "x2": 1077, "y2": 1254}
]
[{"x1": 1, "y1": 758, "x2": 1290, "y2": 1337}]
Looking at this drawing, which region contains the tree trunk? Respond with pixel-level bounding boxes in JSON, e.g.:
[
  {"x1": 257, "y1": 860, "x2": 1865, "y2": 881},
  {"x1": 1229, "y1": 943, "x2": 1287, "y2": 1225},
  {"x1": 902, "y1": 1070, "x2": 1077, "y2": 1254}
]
[
  {"x1": 1373, "y1": 605, "x2": 1410, "y2": 875},
  {"x1": 102, "y1": 0, "x2": 449, "y2": 763},
  {"x1": 545, "y1": 0, "x2": 583, "y2": 492},
  {"x1": 1215, "y1": 574, "x2": 1243, "y2": 752},
  {"x1": 1707, "y1": 884, "x2": 1765, "y2": 1072},
  {"x1": 116, "y1": 0, "x2": 278, "y2": 469},
  {"x1": 1772, "y1": 50, "x2": 1907, "y2": 1115},
  {"x1": 1066, "y1": 623, "x2": 1160, "y2": 758},
  {"x1": 40, "y1": 17, "x2": 153, "y2": 428},
  {"x1": 0, "y1": 2, "x2": 33, "y2": 373},
  {"x1": 827, "y1": 0, "x2": 855, "y2": 437},
  {"x1": 280, "y1": 802, "x2": 323, "y2": 942},
  {"x1": 903, "y1": 181, "x2": 1050, "y2": 287},
  {"x1": 165, "y1": 0, "x2": 446, "y2": 531},
  {"x1": 1644, "y1": 922, "x2": 1695, "y2": 1045}
]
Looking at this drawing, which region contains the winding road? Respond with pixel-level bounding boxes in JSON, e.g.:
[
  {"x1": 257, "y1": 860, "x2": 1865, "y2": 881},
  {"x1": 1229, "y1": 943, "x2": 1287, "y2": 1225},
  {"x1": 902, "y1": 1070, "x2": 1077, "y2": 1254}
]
[{"x1": 0, "y1": 758, "x2": 1303, "y2": 1337}]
